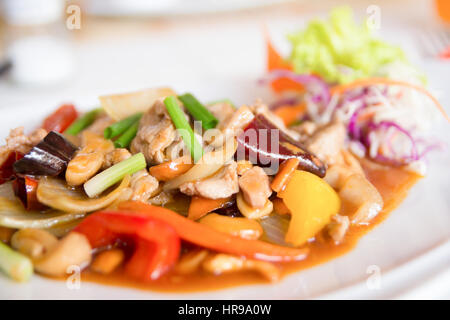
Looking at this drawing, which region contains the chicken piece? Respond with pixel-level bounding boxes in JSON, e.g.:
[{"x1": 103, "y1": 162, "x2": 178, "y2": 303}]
[
  {"x1": 84, "y1": 114, "x2": 114, "y2": 136},
  {"x1": 0, "y1": 127, "x2": 47, "y2": 165},
  {"x1": 131, "y1": 99, "x2": 181, "y2": 164},
  {"x1": 103, "y1": 148, "x2": 131, "y2": 169},
  {"x1": 238, "y1": 166, "x2": 272, "y2": 208},
  {"x1": 324, "y1": 149, "x2": 364, "y2": 190},
  {"x1": 208, "y1": 106, "x2": 254, "y2": 147},
  {"x1": 236, "y1": 160, "x2": 253, "y2": 176},
  {"x1": 128, "y1": 170, "x2": 159, "y2": 202},
  {"x1": 207, "y1": 102, "x2": 235, "y2": 126},
  {"x1": 306, "y1": 122, "x2": 346, "y2": 165},
  {"x1": 202, "y1": 253, "x2": 280, "y2": 282},
  {"x1": 179, "y1": 162, "x2": 239, "y2": 199},
  {"x1": 339, "y1": 174, "x2": 383, "y2": 225},
  {"x1": 327, "y1": 214, "x2": 350, "y2": 244}
]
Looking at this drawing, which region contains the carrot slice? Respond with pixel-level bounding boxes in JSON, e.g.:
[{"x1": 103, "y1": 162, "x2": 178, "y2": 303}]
[
  {"x1": 118, "y1": 201, "x2": 309, "y2": 262},
  {"x1": 272, "y1": 198, "x2": 291, "y2": 215},
  {"x1": 187, "y1": 196, "x2": 231, "y2": 221},
  {"x1": 330, "y1": 78, "x2": 450, "y2": 122},
  {"x1": 149, "y1": 156, "x2": 194, "y2": 181},
  {"x1": 273, "y1": 103, "x2": 306, "y2": 126},
  {"x1": 271, "y1": 158, "x2": 300, "y2": 193},
  {"x1": 265, "y1": 29, "x2": 304, "y2": 93}
]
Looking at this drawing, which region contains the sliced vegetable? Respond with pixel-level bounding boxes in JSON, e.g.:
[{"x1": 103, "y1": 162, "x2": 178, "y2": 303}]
[
  {"x1": 271, "y1": 158, "x2": 300, "y2": 193},
  {"x1": 104, "y1": 113, "x2": 142, "y2": 139},
  {"x1": 0, "y1": 151, "x2": 23, "y2": 185},
  {"x1": 236, "y1": 114, "x2": 326, "y2": 177},
  {"x1": 178, "y1": 93, "x2": 218, "y2": 130},
  {"x1": 84, "y1": 153, "x2": 145, "y2": 198},
  {"x1": 149, "y1": 156, "x2": 194, "y2": 181},
  {"x1": 278, "y1": 170, "x2": 340, "y2": 246},
  {"x1": 12, "y1": 176, "x2": 46, "y2": 211},
  {"x1": 199, "y1": 213, "x2": 263, "y2": 240},
  {"x1": 330, "y1": 78, "x2": 450, "y2": 122},
  {"x1": 164, "y1": 96, "x2": 203, "y2": 163},
  {"x1": 64, "y1": 108, "x2": 102, "y2": 136},
  {"x1": 287, "y1": 7, "x2": 407, "y2": 84},
  {"x1": 42, "y1": 104, "x2": 78, "y2": 133},
  {"x1": 37, "y1": 175, "x2": 130, "y2": 212},
  {"x1": 273, "y1": 103, "x2": 306, "y2": 126},
  {"x1": 265, "y1": 29, "x2": 303, "y2": 93},
  {"x1": 99, "y1": 87, "x2": 177, "y2": 121},
  {"x1": 187, "y1": 196, "x2": 231, "y2": 221},
  {"x1": 113, "y1": 120, "x2": 140, "y2": 148},
  {"x1": 118, "y1": 201, "x2": 309, "y2": 262},
  {"x1": 163, "y1": 139, "x2": 237, "y2": 191},
  {"x1": 272, "y1": 198, "x2": 290, "y2": 215},
  {"x1": 236, "y1": 193, "x2": 273, "y2": 220},
  {"x1": 0, "y1": 241, "x2": 33, "y2": 282},
  {"x1": 75, "y1": 211, "x2": 180, "y2": 281},
  {"x1": 0, "y1": 196, "x2": 86, "y2": 229},
  {"x1": 13, "y1": 131, "x2": 77, "y2": 176}
]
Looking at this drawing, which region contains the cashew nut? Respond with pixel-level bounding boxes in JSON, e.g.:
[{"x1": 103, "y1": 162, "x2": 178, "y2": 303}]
[
  {"x1": 202, "y1": 253, "x2": 280, "y2": 282},
  {"x1": 34, "y1": 232, "x2": 92, "y2": 277},
  {"x1": 11, "y1": 229, "x2": 58, "y2": 259}
]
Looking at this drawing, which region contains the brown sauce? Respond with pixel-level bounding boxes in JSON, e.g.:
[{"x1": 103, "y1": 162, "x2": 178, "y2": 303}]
[{"x1": 78, "y1": 160, "x2": 421, "y2": 293}]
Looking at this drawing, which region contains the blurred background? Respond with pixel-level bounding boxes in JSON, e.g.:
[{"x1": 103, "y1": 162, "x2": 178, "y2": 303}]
[{"x1": 0, "y1": 0, "x2": 449, "y2": 108}]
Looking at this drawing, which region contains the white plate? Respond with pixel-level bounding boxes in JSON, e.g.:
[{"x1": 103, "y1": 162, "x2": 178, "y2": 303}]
[{"x1": 0, "y1": 15, "x2": 449, "y2": 299}]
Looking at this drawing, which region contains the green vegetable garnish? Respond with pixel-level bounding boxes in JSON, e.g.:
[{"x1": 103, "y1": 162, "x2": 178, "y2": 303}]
[
  {"x1": 84, "y1": 153, "x2": 146, "y2": 198},
  {"x1": 178, "y1": 93, "x2": 218, "y2": 130},
  {"x1": 114, "y1": 120, "x2": 139, "y2": 149},
  {"x1": 287, "y1": 7, "x2": 407, "y2": 84},
  {"x1": 104, "y1": 113, "x2": 142, "y2": 139},
  {"x1": 64, "y1": 108, "x2": 102, "y2": 136},
  {"x1": 164, "y1": 96, "x2": 203, "y2": 163},
  {"x1": 0, "y1": 241, "x2": 33, "y2": 282}
]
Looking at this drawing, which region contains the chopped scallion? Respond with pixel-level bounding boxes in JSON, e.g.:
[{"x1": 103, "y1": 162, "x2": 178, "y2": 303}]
[
  {"x1": 104, "y1": 113, "x2": 142, "y2": 139},
  {"x1": 84, "y1": 153, "x2": 146, "y2": 198},
  {"x1": 178, "y1": 93, "x2": 218, "y2": 130},
  {"x1": 114, "y1": 120, "x2": 139, "y2": 149},
  {"x1": 206, "y1": 98, "x2": 236, "y2": 109},
  {"x1": 0, "y1": 242, "x2": 33, "y2": 282},
  {"x1": 164, "y1": 96, "x2": 203, "y2": 163},
  {"x1": 64, "y1": 108, "x2": 102, "y2": 136}
]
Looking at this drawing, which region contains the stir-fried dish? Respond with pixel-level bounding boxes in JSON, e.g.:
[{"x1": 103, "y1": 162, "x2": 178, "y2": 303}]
[{"x1": 0, "y1": 8, "x2": 447, "y2": 291}]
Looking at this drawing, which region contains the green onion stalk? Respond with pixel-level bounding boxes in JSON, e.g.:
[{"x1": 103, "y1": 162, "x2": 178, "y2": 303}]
[
  {"x1": 178, "y1": 93, "x2": 218, "y2": 130},
  {"x1": 104, "y1": 113, "x2": 142, "y2": 139},
  {"x1": 0, "y1": 241, "x2": 33, "y2": 282},
  {"x1": 164, "y1": 96, "x2": 203, "y2": 163},
  {"x1": 84, "y1": 152, "x2": 146, "y2": 198},
  {"x1": 64, "y1": 108, "x2": 103, "y2": 136}
]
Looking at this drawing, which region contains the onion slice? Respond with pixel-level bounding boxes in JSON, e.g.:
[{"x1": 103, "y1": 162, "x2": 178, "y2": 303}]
[
  {"x1": 0, "y1": 196, "x2": 85, "y2": 229},
  {"x1": 163, "y1": 140, "x2": 237, "y2": 191},
  {"x1": 37, "y1": 175, "x2": 130, "y2": 212}
]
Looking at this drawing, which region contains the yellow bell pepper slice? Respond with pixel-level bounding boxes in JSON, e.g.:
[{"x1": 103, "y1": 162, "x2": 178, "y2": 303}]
[{"x1": 278, "y1": 170, "x2": 340, "y2": 246}]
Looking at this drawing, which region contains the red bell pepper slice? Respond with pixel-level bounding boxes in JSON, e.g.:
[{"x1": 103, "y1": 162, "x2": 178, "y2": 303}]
[
  {"x1": 42, "y1": 104, "x2": 78, "y2": 133},
  {"x1": 0, "y1": 151, "x2": 23, "y2": 185},
  {"x1": 75, "y1": 211, "x2": 180, "y2": 281},
  {"x1": 117, "y1": 202, "x2": 309, "y2": 262},
  {"x1": 12, "y1": 176, "x2": 46, "y2": 211}
]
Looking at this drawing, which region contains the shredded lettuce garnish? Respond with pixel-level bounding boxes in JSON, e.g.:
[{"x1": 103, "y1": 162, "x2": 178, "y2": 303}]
[{"x1": 287, "y1": 7, "x2": 408, "y2": 84}]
